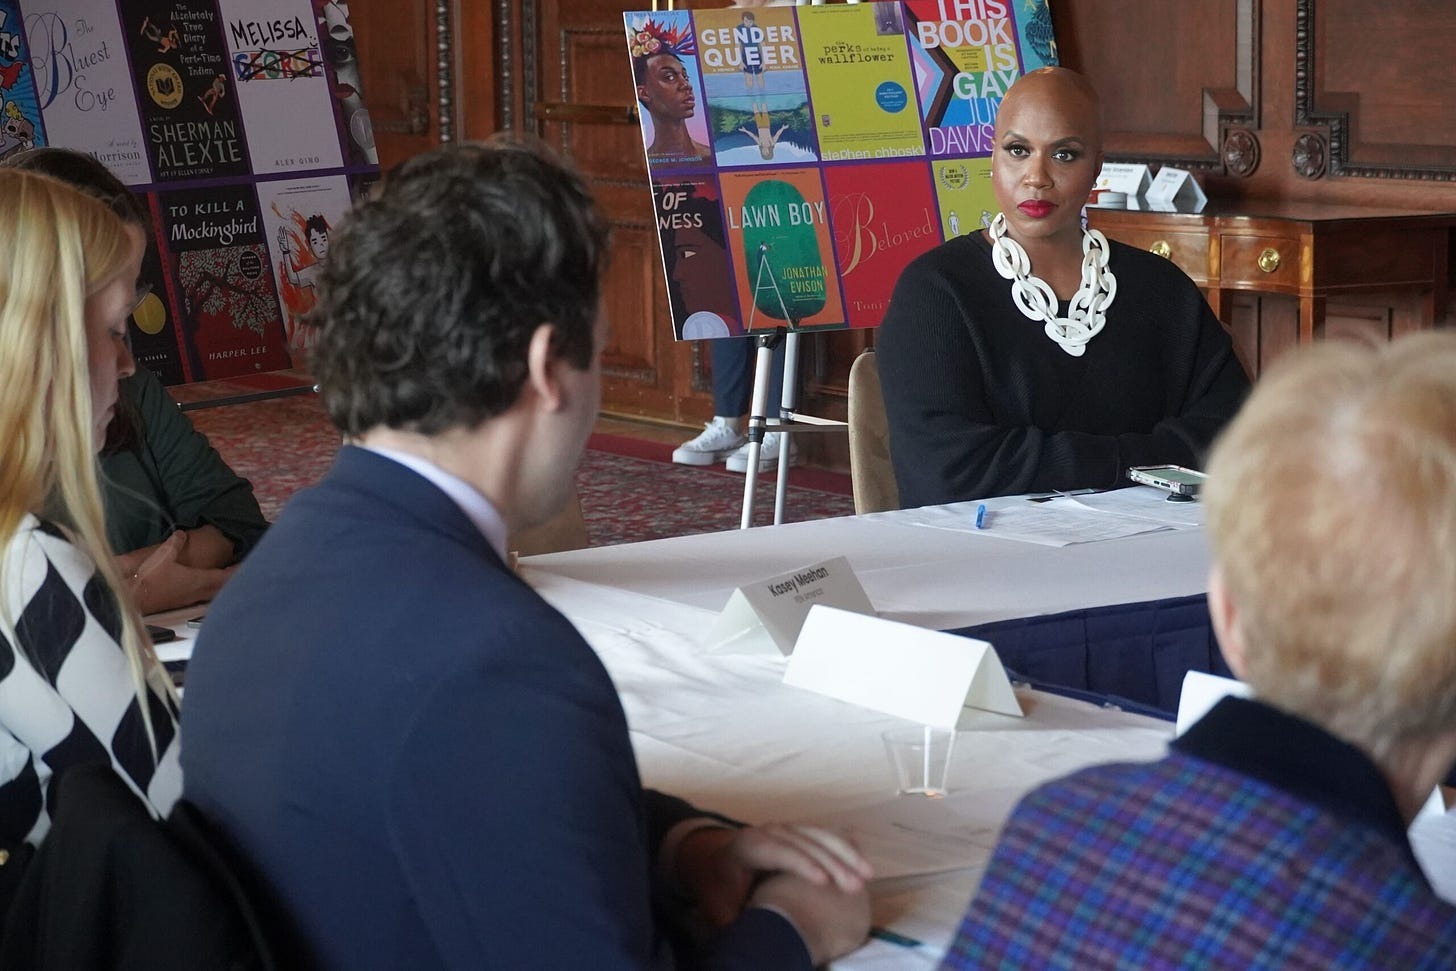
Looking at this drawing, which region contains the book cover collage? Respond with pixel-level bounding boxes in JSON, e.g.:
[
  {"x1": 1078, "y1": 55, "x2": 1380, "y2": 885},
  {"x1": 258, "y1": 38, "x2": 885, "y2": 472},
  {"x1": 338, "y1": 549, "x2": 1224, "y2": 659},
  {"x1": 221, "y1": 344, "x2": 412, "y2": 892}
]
[
  {"x1": 0, "y1": 0, "x2": 377, "y2": 384},
  {"x1": 628, "y1": 0, "x2": 1057, "y2": 341}
]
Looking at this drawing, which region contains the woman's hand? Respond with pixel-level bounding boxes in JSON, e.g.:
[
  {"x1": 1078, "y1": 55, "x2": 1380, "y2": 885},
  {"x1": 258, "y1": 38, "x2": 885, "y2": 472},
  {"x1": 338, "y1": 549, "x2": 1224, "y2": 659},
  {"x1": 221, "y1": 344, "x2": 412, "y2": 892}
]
[{"x1": 125, "y1": 530, "x2": 237, "y2": 614}]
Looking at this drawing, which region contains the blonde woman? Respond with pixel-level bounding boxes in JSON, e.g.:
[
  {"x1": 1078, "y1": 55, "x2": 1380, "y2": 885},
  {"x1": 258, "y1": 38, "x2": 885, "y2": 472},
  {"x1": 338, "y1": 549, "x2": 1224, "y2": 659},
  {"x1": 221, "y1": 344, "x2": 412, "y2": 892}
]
[
  {"x1": 2, "y1": 147, "x2": 265, "y2": 615},
  {"x1": 0, "y1": 169, "x2": 181, "y2": 851}
]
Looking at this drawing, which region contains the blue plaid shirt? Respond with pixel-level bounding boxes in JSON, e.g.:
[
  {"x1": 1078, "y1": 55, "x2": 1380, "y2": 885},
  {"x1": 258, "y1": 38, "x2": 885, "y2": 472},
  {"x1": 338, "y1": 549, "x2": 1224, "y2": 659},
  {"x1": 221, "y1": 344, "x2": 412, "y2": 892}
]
[{"x1": 942, "y1": 698, "x2": 1456, "y2": 969}]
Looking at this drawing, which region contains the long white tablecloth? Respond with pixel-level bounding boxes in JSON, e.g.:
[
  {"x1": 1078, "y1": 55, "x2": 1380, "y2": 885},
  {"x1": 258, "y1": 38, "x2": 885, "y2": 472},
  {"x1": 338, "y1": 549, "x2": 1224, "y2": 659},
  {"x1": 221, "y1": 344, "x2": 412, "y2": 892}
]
[
  {"x1": 526, "y1": 496, "x2": 1213, "y2": 632},
  {"x1": 152, "y1": 500, "x2": 1454, "y2": 968},
  {"x1": 519, "y1": 504, "x2": 1456, "y2": 967},
  {"x1": 524, "y1": 567, "x2": 1173, "y2": 966},
  {"x1": 524, "y1": 506, "x2": 1202, "y2": 965}
]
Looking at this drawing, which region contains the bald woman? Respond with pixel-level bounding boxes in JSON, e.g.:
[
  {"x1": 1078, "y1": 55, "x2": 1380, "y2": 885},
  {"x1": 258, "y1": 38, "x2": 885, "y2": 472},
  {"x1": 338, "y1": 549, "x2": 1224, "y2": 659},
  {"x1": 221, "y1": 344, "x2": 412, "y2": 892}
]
[{"x1": 878, "y1": 68, "x2": 1249, "y2": 506}]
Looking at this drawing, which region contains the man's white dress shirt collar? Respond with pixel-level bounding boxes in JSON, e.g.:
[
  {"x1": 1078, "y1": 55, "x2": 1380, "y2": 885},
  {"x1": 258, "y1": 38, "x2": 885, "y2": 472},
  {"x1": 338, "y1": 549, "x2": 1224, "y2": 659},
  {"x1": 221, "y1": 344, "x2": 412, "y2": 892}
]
[{"x1": 362, "y1": 445, "x2": 509, "y2": 563}]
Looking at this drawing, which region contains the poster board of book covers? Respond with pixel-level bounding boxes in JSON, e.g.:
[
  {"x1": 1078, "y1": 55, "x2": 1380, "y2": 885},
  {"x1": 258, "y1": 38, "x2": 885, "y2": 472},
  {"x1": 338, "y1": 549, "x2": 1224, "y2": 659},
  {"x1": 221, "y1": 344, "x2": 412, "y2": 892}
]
[
  {"x1": 627, "y1": 0, "x2": 1057, "y2": 341},
  {"x1": 0, "y1": 0, "x2": 378, "y2": 384}
]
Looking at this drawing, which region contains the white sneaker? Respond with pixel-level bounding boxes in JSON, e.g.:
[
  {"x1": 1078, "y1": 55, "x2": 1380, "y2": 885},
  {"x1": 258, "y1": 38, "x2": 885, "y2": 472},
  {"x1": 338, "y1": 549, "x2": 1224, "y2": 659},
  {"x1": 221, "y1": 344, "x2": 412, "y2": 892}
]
[
  {"x1": 725, "y1": 433, "x2": 797, "y2": 473},
  {"x1": 672, "y1": 417, "x2": 746, "y2": 466}
]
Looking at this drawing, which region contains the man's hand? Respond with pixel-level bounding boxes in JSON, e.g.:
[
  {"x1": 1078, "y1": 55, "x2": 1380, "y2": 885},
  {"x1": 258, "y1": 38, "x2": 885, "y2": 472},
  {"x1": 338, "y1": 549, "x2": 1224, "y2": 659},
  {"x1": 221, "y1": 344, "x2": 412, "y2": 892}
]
[
  {"x1": 676, "y1": 824, "x2": 872, "y2": 929},
  {"x1": 750, "y1": 871, "x2": 872, "y2": 966}
]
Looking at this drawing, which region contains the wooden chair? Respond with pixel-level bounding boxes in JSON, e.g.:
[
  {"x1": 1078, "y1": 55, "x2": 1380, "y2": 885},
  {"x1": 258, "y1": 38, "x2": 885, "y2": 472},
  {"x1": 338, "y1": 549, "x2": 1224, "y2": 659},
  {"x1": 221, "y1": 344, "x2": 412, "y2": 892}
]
[{"x1": 847, "y1": 349, "x2": 899, "y2": 515}]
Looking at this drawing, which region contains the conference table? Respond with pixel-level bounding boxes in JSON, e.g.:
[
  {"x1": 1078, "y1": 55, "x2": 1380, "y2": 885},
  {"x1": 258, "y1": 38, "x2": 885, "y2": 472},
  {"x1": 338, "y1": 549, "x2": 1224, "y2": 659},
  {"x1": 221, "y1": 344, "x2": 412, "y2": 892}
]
[
  {"x1": 530, "y1": 491, "x2": 1213, "y2": 634},
  {"x1": 516, "y1": 493, "x2": 1456, "y2": 968},
  {"x1": 153, "y1": 492, "x2": 1456, "y2": 967}
]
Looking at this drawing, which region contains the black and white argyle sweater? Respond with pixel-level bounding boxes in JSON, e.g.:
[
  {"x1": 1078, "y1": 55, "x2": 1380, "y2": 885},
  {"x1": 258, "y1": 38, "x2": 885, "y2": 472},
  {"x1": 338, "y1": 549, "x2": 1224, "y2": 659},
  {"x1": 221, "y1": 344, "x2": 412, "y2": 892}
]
[{"x1": 0, "y1": 515, "x2": 181, "y2": 846}]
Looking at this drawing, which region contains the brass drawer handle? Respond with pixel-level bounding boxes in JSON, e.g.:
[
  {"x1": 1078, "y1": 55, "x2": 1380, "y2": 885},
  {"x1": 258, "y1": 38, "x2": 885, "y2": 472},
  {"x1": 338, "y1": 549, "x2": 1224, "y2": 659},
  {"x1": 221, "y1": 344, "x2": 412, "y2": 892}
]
[
  {"x1": 1258, "y1": 247, "x2": 1281, "y2": 273},
  {"x1": 1149, "y1": 240, "x2": 1172, "y2": 259}
]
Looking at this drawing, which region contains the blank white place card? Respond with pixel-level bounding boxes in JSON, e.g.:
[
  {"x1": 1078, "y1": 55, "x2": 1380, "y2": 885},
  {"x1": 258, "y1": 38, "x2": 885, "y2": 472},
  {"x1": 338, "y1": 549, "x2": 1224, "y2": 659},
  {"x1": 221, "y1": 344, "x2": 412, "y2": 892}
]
[{"x1": 784, "y1": 606, "x2": 1023, "y2": 729}]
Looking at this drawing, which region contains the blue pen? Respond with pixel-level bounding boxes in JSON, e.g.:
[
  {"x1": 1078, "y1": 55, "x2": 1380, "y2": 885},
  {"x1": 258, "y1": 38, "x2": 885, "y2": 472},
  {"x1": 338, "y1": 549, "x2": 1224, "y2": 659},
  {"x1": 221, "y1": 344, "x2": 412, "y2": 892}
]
[{"x1": 975, "y1": 503, "x2": 987, "y2": 529}]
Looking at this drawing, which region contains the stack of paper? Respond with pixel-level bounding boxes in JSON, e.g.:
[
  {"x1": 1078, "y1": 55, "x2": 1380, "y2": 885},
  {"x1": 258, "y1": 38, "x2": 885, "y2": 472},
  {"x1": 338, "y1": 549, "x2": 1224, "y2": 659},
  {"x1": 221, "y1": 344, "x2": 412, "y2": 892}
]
[{"x1": 899, "y1": 490, "x2": 1196, "y2": 547}]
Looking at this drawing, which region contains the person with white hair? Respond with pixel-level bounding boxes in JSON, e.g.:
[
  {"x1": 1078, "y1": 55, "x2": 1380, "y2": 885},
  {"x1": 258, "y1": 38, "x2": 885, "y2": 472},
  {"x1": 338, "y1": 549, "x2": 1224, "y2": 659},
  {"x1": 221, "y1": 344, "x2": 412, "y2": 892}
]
[{"x1": 942, "y1": 332, "x2": 1456, "y2": 968}]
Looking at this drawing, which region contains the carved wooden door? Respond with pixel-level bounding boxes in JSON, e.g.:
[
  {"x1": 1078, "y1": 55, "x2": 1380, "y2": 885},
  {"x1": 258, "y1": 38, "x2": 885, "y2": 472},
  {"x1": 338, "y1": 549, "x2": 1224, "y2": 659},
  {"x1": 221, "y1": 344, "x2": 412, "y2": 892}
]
[
  {"x1": 351, "y1": 0, "x2": 862, "y2": 449},
  {"x1": 531, "y1": 0, "x2": 726, "y2": 422}
]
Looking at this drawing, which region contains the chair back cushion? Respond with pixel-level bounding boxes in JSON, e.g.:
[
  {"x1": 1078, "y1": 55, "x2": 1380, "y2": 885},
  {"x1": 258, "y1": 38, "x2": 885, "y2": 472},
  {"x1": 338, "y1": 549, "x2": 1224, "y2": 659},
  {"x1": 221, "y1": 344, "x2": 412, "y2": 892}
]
[{"x1": 848, "y1": 350, "x2": 900, "y2": 514}]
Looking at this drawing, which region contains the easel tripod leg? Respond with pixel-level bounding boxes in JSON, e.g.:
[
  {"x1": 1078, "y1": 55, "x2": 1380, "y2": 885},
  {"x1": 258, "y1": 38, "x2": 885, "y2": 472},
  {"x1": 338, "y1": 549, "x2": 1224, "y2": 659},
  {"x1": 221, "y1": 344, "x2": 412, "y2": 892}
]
[
  {"x1": 771, "y1": 331, "x2": 803, "y2": 525},
  {"x1": 739, "y1": 331, "x2": 782, "y2": 530}
]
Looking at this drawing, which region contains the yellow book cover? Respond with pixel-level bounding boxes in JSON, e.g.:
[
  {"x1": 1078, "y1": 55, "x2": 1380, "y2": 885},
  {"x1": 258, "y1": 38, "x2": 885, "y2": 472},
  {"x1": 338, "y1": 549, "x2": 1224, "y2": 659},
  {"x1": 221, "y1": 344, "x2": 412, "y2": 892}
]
[
  {"x1": 797, "y1": 4, "x2": 924, "y2": 163},
  {"x1": 931, "y1": 157, "x2": 996, "y2": 242}
]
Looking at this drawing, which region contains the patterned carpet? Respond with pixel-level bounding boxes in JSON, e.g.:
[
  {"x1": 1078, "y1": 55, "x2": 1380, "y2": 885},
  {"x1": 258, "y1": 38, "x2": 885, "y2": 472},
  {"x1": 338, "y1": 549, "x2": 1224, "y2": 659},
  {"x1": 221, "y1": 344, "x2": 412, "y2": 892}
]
[
  {"x1": 578, "y1": 434, "x2": 855, "y2": 545},
  {"x1": 186, "y1": 389, "x2": 855, "y2": 547}
]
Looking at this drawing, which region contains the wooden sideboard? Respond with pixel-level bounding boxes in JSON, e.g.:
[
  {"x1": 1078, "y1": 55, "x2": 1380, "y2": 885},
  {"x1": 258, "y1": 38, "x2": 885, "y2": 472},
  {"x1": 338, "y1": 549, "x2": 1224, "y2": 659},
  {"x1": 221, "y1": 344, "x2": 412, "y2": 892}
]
[{"x1": 1088, "y1": 204, "x2": 1456, "y2": 373}]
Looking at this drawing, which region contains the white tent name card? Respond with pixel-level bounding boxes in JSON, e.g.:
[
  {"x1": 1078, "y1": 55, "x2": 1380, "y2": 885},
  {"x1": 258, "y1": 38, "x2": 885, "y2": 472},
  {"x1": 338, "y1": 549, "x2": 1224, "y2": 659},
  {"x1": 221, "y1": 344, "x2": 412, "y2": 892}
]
[
  {"x1": 783, "y1": 606, "x2": 1023, "y2": 728},
  {"x1": 1092, "y1": 162, "x2": 1152, "y2": 209},
  {"x1": 1146, "y1": 166, "x2": 1208, "y2": 213},
  {"x1": 703, "y1": 557, "x2": 875, "y2": 656}
]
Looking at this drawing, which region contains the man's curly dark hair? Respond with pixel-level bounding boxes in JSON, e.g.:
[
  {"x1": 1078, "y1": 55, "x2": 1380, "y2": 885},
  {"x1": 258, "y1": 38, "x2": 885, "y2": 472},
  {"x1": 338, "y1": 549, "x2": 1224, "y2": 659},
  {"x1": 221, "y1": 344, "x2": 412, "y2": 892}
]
[{"x1": 311, "y1": 138, "x2": 609, "y2": 437}]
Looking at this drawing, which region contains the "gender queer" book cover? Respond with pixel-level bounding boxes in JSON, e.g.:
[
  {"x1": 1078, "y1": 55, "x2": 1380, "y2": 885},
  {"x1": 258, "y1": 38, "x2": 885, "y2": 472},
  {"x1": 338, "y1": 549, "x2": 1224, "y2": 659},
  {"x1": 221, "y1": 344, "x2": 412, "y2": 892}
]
[{"x1": 696, "y1": 5, "x2": 817, "y2": 168}]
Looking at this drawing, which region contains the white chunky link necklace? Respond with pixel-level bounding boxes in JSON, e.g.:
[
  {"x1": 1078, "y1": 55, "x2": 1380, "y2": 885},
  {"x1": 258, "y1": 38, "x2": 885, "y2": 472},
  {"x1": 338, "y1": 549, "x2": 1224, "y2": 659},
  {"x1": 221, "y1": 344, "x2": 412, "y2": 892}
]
[{"x1": 987, "y1": 211, "x2": 1117, "y2": 357}]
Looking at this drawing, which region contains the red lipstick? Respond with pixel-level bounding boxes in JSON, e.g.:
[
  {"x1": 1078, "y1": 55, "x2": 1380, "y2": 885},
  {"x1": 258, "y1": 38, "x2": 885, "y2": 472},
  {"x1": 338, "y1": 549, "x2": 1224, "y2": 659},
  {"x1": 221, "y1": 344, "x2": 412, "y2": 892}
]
[{"x1": 1018, "y1": 200, "x2": 1056, "y2": 218}]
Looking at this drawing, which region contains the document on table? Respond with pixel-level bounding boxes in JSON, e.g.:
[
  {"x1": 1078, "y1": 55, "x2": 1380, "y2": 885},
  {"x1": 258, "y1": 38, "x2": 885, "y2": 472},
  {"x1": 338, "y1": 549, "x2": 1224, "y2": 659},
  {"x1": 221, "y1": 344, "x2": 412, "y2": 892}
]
[
  {"x1": 1063, "y1": 486, "x2": 1206, "y2": 527},
  {"x1": 900, "y1": 498, "x2": 1176, "y2": 547},
  {"x1": 152, "y1": 638, "x2": 195, "y2": 666}
]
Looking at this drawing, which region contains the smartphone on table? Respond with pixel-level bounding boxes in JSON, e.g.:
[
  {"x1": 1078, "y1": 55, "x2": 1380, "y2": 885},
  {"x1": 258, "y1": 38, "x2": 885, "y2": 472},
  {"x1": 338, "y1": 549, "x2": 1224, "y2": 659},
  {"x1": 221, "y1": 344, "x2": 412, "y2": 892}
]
[
  {"x1": 146, "y1": 624, "x2": 179, "y2": 644},
  {"x1": 1126, "y1": 464, "x2": 1206, "y2": 500}
]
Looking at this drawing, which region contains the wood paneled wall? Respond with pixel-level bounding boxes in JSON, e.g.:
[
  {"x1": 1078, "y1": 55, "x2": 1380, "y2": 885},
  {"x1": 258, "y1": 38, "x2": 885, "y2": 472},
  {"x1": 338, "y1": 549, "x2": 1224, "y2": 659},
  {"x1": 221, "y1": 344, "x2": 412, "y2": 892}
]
[
  {"x1": 353, "y1": 0, "x2": 1456, "y2": 470},
  {"x1": 1055, "y1": 0, "x2": 1456, "y2": 382},
  {"x1": 1056, "y1": 0, "x2": 1456, "y2": 202}
]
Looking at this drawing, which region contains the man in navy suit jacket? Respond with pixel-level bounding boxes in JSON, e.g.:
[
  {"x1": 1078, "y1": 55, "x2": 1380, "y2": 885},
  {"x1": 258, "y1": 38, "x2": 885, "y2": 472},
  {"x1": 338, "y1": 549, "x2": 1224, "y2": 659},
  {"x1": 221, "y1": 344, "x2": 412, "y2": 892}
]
[{"x1": 181, "y1": 141, "x2": 871, "y2": 969}]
